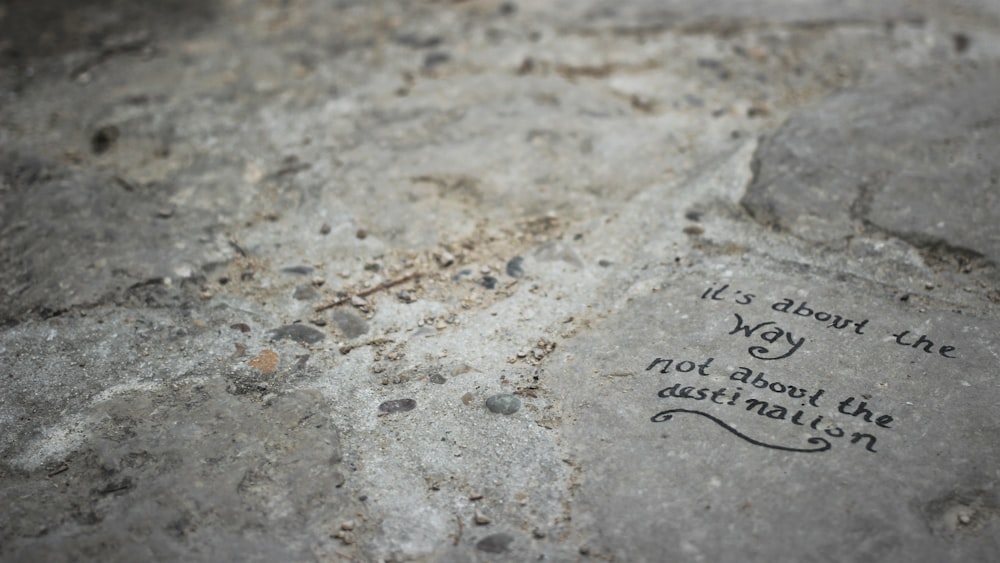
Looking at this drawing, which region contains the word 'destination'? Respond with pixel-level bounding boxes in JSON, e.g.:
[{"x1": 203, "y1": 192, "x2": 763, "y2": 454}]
[{"x1": 645, "y1": 355, "x2": 893, "y2": 453}]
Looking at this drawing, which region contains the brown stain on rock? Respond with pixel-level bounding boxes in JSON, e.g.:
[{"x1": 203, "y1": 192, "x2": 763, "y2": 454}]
[{"x1": 249, "y1": 349, "x2": 279, "y2": 374}]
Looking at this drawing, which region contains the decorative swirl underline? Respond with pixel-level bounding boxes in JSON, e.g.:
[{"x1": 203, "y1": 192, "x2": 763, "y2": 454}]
[{"x1": 651, "y1": 408, "x2": 832, "y2": 453}]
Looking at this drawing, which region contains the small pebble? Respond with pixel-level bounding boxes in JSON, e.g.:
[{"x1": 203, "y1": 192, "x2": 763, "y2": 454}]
[
  {"x1": 268, "y1": 324, "x2": 325, "y2": 344},
  {"x1": 424, "y1": 51, "x2": 450, "y2": 69},
  {"x1": 436, "y1": 251, "x2": 455, "y2": 267},
  {"x1": 953, "y1": 32, "x2": 971, "y2": 53},
  {"x1": 281, "y1": 265, "x2": 314, "y2": 275},
  {"x1": 293, "y1": 285, "x2": 319, "y2": 301},
  {"x1": 341, "y1": 521, "x2": 355, "y2": 531},
  {"x1": 379, "y1": 398, "x2": 417, "y2": 414},
  {"x1": 474, "y1": 510, "x2": 491, "y2": 525},
  {"x1": 485, "y1": 394, "x2": 521, "y2": 415},
  {"x1": 505, "y1": 256, "x2": 525, "y2": 278},
  {"x1": 320, "y1": 223, "x2": 331, "y2": 235},
  {"x1": 91, "y1": 125, "x2": 120, "y2": 154},
  {"x1": 476, "y1": 533, "x2": 514, "y2": 554},
  {"x1": 331, "y1": 309, "x2": 369, "y2": 339},
  {"x1": 481, "y1": 276, "x2": 498, "y2": 290},
  {"x1": 462, "y1": 392, "x2": 475, "y2": 405}
]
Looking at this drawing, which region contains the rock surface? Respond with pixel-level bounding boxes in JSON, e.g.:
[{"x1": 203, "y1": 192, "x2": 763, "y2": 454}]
[{"x1": 1, "y1": 1, "x2": 999, "y2": 561}]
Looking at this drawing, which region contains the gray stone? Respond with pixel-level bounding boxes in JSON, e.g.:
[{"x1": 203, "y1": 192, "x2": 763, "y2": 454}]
[
  {"x1": 268, "y1": 324, "x2": 326, "y2": 344},
  {"x1": 292, "y1": 284, "x2": 319, "y2": 301},
  {"x1": 485, "y1": 394, "x2": 521, "y2": 415},
  {"x1": 379, "y1": 399, "x2": 417, "y2": 414},
  {"x1": 506, "y1": 256, "x2": 525, "y2": 278},
  {"x1": 548, "y1": 271, "x2": 1000, "y2": 562},
  {"x1": 742, "y1": 64, "x2": 1000, "y2": 269},
  {"x1": 281, "y1": 265, "x2": 314, "y2": 275},
  {"x1": 331, "y1": 308, "x2": 369, "y2": 339},
  {"x1": 476, "y1": 533, "x2": 514, "y2": 553}
]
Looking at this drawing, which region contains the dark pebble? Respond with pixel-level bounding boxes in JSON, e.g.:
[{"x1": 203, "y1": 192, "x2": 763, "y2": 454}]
[
  {"x1": 281, "y1": 265, "x2": 314, "y2": 275},
  {"x1": 269, "y1": 324, "x2": 325, "y2": 344},
  {"x1": 424, "y1": 51, "x2": 450, "y2": 69},
  {"x1": 953, "y1": 32, "x2": 971, "y2": 54},
  {"x1": 429, "y1": 373, "x2": 447, "y2": 385},
  {"x1": 293, "y1": 285, "x2": 319, "y2": 301},
  {"x1": 505, "y1": 256, "x2": 525, "y2": 278},
  {"x1": 91, "y1": 125, "x2": 120, "y2": 154},
  {"x1": 230, "y1": 323, "x2": 251, "y2": 333},
  {"x1": 379, "y1": 398, "x2": 417, "y2": 414},
  {"x1": 485, "y1": 394, "x2": 521, "y2": 415},
  {"x1": 395, "y1": 33, "x2": 442, "y2": 49},
  {"x1": 684, "y1": 93, "x2": 705, "y2": 107},
  {"x1": 481, "y1": 276, "x2": 498, "y2": 290},
  {"x1": 476, "y1": 533, "x2": 514, "y2": 553},
  {"x1": 453, "y1": 268, "x2": 474, "y2": 281},
  {"x1": 331, "y1": 309, "x2": 369, "y2": 339}
]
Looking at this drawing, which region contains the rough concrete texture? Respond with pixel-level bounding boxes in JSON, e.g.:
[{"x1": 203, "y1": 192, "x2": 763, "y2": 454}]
[{"x1": 1, "y1": 1, "x2": 999, "y2": 561}]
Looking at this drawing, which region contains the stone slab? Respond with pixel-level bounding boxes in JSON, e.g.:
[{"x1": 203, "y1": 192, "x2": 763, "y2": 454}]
[
  {"x1": 550, "y1": 263, "x2": 1000, "y2": 561},
  {"x1": 742, "y1": 62, "x2": 1000, "y2": 270}
]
